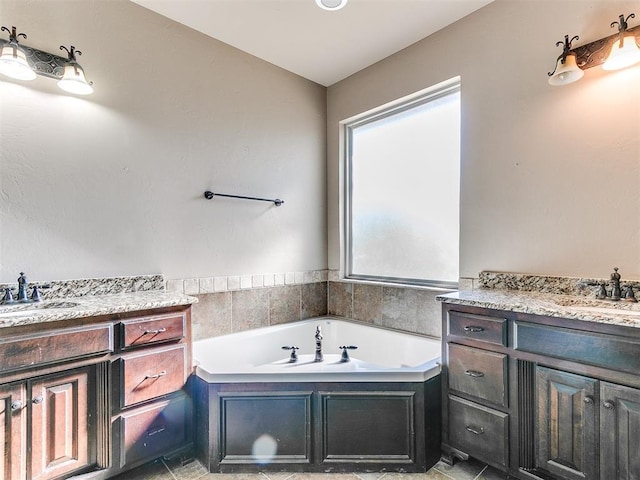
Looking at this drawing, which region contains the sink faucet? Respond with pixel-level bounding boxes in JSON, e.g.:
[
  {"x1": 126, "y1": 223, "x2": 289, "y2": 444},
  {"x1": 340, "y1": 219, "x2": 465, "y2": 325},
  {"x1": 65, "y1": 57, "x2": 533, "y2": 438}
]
[
  {"x1": 17, "y1": 272, "x2": 29, "y2": 302},
  {"x1": 314, "y1": 325, "x2": 323, "y2": 362},
  {"x1": 1, "y1": 272, "x2": 45, "y2": 305},
  {"x1": 596, "y1": 267, "x2": 637, "y2": 303}
]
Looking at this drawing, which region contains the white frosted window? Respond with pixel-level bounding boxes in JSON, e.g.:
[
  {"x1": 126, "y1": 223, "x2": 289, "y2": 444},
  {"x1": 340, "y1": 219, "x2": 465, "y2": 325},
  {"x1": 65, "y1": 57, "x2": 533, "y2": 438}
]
[{"x1": 345, "y1": 81, "x2": 460, "y2": 288}]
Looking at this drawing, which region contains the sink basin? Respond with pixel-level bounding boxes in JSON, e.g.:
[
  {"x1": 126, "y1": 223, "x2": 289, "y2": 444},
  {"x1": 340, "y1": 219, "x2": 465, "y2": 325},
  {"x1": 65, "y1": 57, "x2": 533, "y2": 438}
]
[
  {"x1": 0, "y1": 301, "x2": 80, "y2": 317},
  {"x1": 566, "y1": 305, "x2": 640, "y2": 316},
  {"x1": 548, "y1": 297, "x2": 640, "y2": 316}
]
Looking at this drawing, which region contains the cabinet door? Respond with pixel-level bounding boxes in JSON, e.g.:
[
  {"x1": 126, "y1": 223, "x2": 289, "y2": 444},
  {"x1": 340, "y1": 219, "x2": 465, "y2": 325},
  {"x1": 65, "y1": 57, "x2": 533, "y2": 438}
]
[
  {"x1": 29, "y1": 368, "x2": 91, "y2": 480},
  {"x1": 0, "y1": 383, "x2": 26, "y2": 480},
  {"x1": 600, "y1": 382, "x2": 640, "y2": 480},
  {"x1": 535, "y1": 366, "x2": 597, "y2": 480}
]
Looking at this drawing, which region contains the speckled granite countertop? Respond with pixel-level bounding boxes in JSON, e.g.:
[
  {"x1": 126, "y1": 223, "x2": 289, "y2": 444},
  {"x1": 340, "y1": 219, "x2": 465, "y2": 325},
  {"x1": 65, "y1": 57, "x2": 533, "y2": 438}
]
[
  {"x1": 0, "y1": 290, "x2": 197, "y2": 329},
  {"x1": 437, "y1": 289, "x2": 640, "y2": 328}
]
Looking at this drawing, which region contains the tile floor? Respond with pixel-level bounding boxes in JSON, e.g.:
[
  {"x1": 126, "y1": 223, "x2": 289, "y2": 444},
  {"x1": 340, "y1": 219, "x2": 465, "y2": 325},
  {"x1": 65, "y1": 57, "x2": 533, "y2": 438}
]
[{"x1": 112, "y1": 457, "x2": 508, "y2": 480}]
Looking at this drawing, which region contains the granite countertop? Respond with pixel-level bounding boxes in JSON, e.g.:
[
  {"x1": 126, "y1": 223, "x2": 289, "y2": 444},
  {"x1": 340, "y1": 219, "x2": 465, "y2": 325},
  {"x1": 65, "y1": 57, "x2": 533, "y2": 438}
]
[
  {"x1": 438, "y1": 289, "x2": 640, "y2": 329},
  {"x1": 0, "y1": 290, "x2": 198, "y2": 329}
]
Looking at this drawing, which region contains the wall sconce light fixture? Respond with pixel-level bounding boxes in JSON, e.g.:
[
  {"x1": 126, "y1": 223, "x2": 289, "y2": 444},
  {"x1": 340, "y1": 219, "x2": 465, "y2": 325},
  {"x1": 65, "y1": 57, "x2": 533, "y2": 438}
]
[
  {"x1": 549, "y1": 13, "x2": 640, "y2": 86},
  {"x1": 0, "y1": 26, "x2": 36, "y2": 80},
  {"x1": 548, "y1": 35, "x2": 584, "y2": 86},
  {"x1": 0, "y1": 25, "x2": 93, "y2": 95},
  {"x1": 315, "y1": 0, "x2": 348, "y2": 11}
]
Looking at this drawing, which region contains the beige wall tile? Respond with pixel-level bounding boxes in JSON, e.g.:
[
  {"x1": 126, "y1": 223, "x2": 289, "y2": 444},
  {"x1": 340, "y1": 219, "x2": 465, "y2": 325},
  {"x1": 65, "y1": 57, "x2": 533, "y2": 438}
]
[
  {"x1": 191, "y1": 292, "x2": 232, "y2": 341},
  {"x1": 269, "y1": 285, "x2": 302, "y2": 325}
]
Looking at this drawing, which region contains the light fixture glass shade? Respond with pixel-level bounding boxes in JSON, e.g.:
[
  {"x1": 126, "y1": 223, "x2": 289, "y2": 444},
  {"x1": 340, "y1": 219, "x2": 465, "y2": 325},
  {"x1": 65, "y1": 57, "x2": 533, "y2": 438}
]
[
  {"x1": 0, "y1": 43, "x2": 36, "y2": 80},
  {"x1": 602, "y1": 34, "x2": 640, "y2": 71},
  {"x1": 548, "y1": 54, "x2": 584, "y2": 86},
  {"x1": 57, "y1": 63, "x2": 93, "y2": 95},
  {"x1": 315, "y1": 0, "x2": 347, "y2": 11}
]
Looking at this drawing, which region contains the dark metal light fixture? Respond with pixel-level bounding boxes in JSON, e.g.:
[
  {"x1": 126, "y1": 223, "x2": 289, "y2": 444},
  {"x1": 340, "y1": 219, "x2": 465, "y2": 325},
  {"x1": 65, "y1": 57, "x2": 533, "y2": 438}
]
[
  {"x1": 549, "y1": 12, "x2": 640, "y2": 86},
  {"x1": 57, "y1": 45, "x2": 93, "y2": 95},
  {"x1": 602, "y1": 14, "x2": 640, "y2": 71},
  {"x1": 548, "y1": 34, "x2": 584, "y2": 86},
  {"x1": 0, "y1": 25, "x2": 93, "y2": 95},
  {"x1": 0, "y1": 26, "x2": 36, "y2": 80}
]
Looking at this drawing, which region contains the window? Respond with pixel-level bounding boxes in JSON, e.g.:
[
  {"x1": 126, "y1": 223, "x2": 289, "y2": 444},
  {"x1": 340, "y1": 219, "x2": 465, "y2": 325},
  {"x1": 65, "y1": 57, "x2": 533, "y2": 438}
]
[{"x1": 343, "y1": 78, "x2": 460, "y2": 289}]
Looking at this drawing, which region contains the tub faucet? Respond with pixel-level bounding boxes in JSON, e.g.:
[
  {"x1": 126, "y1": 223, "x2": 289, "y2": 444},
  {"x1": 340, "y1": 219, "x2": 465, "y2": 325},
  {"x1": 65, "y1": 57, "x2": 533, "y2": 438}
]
[
  {"x1": 339, "y1": 345, "x2": 358, "y2": 363},
  {"x1": 281, "y1": 346, "x2": 299, "y2": 363},
  {"x1": 314, "y1": 326, "x2": 323, "y2": 362}
]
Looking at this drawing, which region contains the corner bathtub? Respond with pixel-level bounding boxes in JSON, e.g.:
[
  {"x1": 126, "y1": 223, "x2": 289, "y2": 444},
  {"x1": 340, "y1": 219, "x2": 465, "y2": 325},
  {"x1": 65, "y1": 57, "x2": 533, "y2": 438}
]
[{"x1": 193, "y1": 317, "x2": 442, "y2": 473}]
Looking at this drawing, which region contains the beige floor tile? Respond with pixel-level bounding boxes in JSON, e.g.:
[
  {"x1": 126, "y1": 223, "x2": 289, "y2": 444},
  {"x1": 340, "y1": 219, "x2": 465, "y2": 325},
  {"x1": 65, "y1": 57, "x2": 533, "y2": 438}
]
[
  {"x1": 382, "y1": 473, "x2": 451, "y2": 480},
  {"x1": 198, "y1": 474, "x2": 267, "y2": 480},
  {"x1": 165, "y1": 457, "x2": 210, "y2": 480},
  {"x1": 432, "y1": 458, "x2": 486, "y2": 480},
  {"x1": 287, "y1": 474, "x2": 362, "y2": 480},
  {"x1": 474, "y1": 466, "x2": 508, "y2": 480},
  {"x1": 262, "y1": 473, "x2": 297, "y2": 480},
  {"x1": 354, "y1": 474, "x2": 385, "y2": 480},
  {"x1": 110, "y1": 459, "x2": 174, "y2": 480}
]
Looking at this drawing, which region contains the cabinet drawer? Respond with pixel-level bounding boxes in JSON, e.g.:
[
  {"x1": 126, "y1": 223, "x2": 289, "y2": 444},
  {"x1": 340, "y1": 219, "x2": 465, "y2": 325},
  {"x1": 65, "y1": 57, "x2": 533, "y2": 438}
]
[
  {"x1": 515, "y1": 321, "x2": 640, "y2": 374},
  {"x1": 448, "y1": 395, "x2": 508, "y2": 467},
  {"x1": 448, "y1": 311, "x2": 507, "y2": 346},
  {"x1": 120, "y1": 313, "x2": 186, "y2": 349},
  {"x1": 119, "y1": 394, "x2": 190, "y2": 467},
  {"x1": 0, "y1": 324, "x2": 113, "y2": 373},
  {"x1": 448, "y1": 343, "x2": 507, "y2": 407},
  {"x1": 120, "y1": 345, "x2": 187, "y2": 407}
]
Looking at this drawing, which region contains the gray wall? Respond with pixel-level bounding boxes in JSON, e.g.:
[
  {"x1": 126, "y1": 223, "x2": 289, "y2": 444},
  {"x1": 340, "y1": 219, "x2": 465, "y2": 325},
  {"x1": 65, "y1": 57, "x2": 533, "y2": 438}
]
[
  {"x1": 0, "y1": 0, "x2": 327, "y2": 283},
  {"x1": 327, "y1": 0, "x2": 640, "y2": 280}
]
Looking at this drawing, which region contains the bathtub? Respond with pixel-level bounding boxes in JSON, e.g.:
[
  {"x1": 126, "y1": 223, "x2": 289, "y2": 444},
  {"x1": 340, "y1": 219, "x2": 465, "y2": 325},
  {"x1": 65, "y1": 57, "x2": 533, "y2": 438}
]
[
  {"x1": 193, "y1": 317, "x2": 441, "y2": 383},
  {"x1": 193, "y1": 316, "x2": 442, "y2": 473}
]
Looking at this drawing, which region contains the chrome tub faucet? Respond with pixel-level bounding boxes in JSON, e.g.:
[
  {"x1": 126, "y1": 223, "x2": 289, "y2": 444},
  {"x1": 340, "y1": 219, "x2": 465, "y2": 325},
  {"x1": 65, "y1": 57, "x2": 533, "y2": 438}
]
[{"x1": 314, "y1": 325, "x2": 323, "y2": 362}]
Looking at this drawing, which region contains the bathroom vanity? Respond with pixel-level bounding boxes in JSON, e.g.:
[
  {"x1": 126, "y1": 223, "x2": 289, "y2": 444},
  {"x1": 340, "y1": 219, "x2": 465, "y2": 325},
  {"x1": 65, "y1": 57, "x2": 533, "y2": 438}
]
[
  {"x1": 0, "y1": 291, "x2": 195, "y2": 480},
  {"x1": 439, "y1": 289, "x2": 640, "y2": 480}
]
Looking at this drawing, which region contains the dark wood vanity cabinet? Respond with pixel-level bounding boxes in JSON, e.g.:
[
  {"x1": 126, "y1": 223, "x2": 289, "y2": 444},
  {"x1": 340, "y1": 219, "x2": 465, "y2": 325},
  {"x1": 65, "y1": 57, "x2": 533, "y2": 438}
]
[
  {"x1": 441, "y1": 303, "x2": 640, "y2": 480},
  {"x1": 0, "y1": 305, "x2": 193, "y2": 480},
  {"x1": 535, "y1": 366, "x2": 597, "y2": 480}
]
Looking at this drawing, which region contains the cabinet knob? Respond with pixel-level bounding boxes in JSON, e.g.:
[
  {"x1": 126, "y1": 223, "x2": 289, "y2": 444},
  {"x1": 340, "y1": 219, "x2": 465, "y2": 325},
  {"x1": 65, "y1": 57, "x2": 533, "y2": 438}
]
[
  {"x1": 583, "y1": 396, "x2": 594, "y2": 405},
  {"x1": 10, "y1": 400, "x2": 22, "y2": 411},
  {"x1": 603, "y1": 401, "x2": 615, "y2": 410},
  {"x1": 32, "y1": 396, "x2": 43, "y2": 405}
]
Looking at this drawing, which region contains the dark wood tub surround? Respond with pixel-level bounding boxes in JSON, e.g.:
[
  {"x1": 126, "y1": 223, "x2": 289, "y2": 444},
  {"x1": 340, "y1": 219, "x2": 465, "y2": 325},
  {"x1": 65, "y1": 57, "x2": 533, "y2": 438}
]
[
  {"x1": 0, "y1": 304, "x2": 193, "y2": 480},
  {"x1": 195, "y1": 376, "x2": 442, "y2": 473},
  {"x1": 440, "y1": 301, "x2": 640, "y2": 480}
]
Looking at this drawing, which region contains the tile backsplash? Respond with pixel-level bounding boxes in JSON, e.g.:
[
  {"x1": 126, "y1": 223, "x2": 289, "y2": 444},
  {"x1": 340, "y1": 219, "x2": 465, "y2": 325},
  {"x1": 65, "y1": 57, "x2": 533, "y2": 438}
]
[
  {"x1": 188, "y1": 270, "x2": 466, "y2": 341},
  {"x1": 190, "y1": 282, "x2": 328, "y2": 340}
]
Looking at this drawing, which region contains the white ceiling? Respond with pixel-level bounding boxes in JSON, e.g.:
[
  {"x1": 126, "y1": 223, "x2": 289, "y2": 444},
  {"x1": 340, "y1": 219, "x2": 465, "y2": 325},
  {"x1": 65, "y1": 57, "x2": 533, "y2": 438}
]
[{"x1": 131, "y1": 0, "x2": 494, "y2": 87}]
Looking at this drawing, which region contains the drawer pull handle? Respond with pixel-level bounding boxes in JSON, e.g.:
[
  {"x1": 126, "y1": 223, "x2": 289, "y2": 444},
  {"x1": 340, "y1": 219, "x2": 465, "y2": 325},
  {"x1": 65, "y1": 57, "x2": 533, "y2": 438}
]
[
  {"x1": 147, "y1": 426, "x2": 167, "y2": 437},
  {"x1": 464, "y1": 370, "x2": 485, "y2": 378},
  {"x1": 465, "y1": 425, "x2": 484, "y2": 435},
  {"x1": 143, "y1": 328, "x2": 167, "y2": 335},
  {"x1": 603, "y1": 401, "x2": 615, "y2": 410},
  {"x1": 10, "y1": 400, "x2": 22, "y2": 411},
  {"x1": 144, "y1": 370, "x2": 167, "y2": 380},
  {"x1": 463, "y1": 326, "x2": 484, "y2": 333},
  {"x1": 32, "y1": 396, "x2": 43, "y2": 405},
  {"x1": 584, "y1": 396, "x2": 594, "y2": 405}
]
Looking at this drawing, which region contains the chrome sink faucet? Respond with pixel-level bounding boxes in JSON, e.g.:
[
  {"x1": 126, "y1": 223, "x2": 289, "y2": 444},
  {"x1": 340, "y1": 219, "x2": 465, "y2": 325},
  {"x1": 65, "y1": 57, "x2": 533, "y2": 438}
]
[{"x1": 314, "y1": 325, "x2": 323, "y2": 362}]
